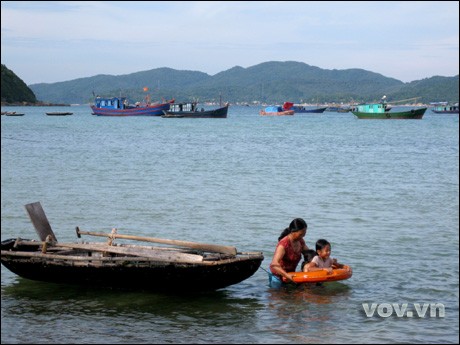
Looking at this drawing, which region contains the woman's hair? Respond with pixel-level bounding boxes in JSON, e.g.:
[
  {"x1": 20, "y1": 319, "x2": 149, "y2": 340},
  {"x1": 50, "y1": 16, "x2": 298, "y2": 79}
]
[
  {"x1": 315, "y1": 239, "x2": 331, "y2": 251},
  {"x1": 278, "y1": 218, "x2": 307, "y2": 241}
]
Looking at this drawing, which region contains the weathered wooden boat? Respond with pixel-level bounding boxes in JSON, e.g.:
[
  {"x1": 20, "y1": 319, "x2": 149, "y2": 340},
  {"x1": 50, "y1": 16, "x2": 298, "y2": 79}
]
[
  {"x1": 352, "y1": 102, "x2": 427, "y2": 119},
  {"x1": 283, "y1": 102, "x2": 327, "y2": 114},
  {"x1": 259, "y1": 106, "x2": 294, "y2": 116},
  {"x1": 1, "y1": 202, "x2": 263, "y2": 292},
  {"x1": 430, "y1": 102, "x2": 459, "y2": 114},
  {"x1": 162, "y1": 102, "x2": 229, "y2": 118},
  {"x1": 91, "y1": 96, "x2": 174, "y2": 116},
  {"x1": 46, "y1": 112, "x2": 73, "y2": 116}
]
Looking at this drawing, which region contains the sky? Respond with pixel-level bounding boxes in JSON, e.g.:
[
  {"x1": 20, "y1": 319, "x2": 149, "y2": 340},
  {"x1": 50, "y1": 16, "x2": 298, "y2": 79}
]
[{"x1": 1, "y1": 1, "x2": 459, "y2": 85}]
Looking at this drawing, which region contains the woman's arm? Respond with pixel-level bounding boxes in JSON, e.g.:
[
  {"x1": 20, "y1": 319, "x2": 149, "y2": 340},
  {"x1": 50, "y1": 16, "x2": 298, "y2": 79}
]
[{"x1": 270, "y1": 245, "x2": 295, "y2": 283}]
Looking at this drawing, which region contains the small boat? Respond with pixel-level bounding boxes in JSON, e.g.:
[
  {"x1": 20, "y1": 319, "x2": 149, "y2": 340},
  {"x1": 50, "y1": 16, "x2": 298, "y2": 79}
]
[
  {"x1": 162, "y1": 102, "x2": 229, "y2": 118},
  {"x1": 46, "y1": 112, "x2": 73, "y2": 116},
  {"x1": 430, "y1": 102, "x2": 459, "y2": 114},
  {"x1": 1, "y1": 202, "x2": 264, "y2": 292},
  {"x1": 91, "y1": 96, "x2": 174, "y2": 116},
  {"x1": 283, "y1": 102, "x2": 327, "y2": 114},
  {"x1": 259, "y1": 106, "x2": 294, "y2": 116},
  {"x1": 352, "y1": 102, "x2": 427, "y2": 119},
  {"x1": 5, "y1": 112, "x2": 25, "y2": 116}
]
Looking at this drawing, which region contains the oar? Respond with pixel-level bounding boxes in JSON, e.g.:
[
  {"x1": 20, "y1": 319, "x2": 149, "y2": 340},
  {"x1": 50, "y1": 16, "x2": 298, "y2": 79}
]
[{"x1": 75, "y1": 227, "x2": 237, "y2": 255}]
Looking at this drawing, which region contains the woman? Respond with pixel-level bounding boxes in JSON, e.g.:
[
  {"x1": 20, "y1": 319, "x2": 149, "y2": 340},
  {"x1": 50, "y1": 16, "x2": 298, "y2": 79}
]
[{"x1": 269, "y1": 218, "x2": 309, "y2": 284}]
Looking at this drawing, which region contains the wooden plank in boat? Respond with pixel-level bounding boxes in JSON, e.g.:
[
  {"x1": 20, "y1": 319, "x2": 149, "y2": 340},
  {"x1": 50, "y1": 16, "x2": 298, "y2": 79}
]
[
  {"x1": 53, "y1": 242, "x2": 204, "y2": 263},
  {"x1": 24, "y1": 202, "x2": 57, "y2": 242}
]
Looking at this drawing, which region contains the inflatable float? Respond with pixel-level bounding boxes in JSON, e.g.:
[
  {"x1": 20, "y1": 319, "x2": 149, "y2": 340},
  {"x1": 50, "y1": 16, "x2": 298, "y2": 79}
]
[{"x1": 282, "y1": 265, "x2": 352, "y2": 284}]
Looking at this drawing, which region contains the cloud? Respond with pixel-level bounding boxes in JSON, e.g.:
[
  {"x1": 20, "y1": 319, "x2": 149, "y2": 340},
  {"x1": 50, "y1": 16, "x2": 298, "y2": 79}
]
[{"x1": 1, "y1": 1, "x2": 458, "y2": 84}]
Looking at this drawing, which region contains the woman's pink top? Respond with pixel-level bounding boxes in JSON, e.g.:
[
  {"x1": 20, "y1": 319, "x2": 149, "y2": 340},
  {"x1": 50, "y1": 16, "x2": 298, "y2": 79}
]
[{"x1": 270, "y1": 236, "x2": 306, "y2": 276}]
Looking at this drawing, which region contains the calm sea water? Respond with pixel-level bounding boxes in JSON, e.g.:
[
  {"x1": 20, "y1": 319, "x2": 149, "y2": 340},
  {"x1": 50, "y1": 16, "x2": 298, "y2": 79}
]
[{"x1": 1, "y1": 105, "x2": 459, "y2": 344}]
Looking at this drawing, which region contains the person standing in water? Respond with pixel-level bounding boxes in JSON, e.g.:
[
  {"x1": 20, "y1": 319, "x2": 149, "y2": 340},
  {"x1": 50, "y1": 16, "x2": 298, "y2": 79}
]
[{"x1": 269, "y1": 218, "x2": 310, "y2": 284}]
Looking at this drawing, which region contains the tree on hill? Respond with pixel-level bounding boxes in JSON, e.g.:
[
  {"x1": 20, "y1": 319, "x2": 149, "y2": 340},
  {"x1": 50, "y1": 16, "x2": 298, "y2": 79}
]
[{"x1": 1, "y1": 64, "x2": 37, "y2": 103}]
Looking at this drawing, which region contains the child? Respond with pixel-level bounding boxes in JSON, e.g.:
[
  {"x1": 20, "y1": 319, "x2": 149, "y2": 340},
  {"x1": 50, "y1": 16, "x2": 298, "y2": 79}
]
[{"x1": 303, "y1": 239, "x2": 351, "y2": 274}]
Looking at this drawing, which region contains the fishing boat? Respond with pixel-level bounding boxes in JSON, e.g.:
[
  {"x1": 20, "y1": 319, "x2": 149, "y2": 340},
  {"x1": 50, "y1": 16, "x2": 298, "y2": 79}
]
[
  {"x1": 46, "y1": 112, "x2": 73, "y2": 116},
  {"x1": 5, "y1": 112, "x2": 25, "y2": 116},
  {"x1": 91, "y1": 96, "x2": 174, "y2": 116},
  {"x1": 162, "y1": 102, "x2": 229, "y2": 118},
  {"x1": 430, "y1": 102, "x2": 459, "y2": 114},
  {"x1": 1, "y1": 202, "x2": 264, "y2": 292},
  {"x1": 282, "y1": 102, "x2": 327, "y2": 114},
  {"x1": 352, "y1": 102, "x2": 427, "y2": 119},
  {"x1": 259, "y1": 106, "x2": 294, "y2": 116}
]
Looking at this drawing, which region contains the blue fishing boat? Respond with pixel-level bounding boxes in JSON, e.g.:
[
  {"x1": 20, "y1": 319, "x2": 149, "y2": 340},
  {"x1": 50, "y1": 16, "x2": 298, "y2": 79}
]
[
  {"x1": 91, "y1": 96, "x2": 174, "y2": 116},
  {"x1": 259, "y1": 106, "x2": 294, "y2": 116}
]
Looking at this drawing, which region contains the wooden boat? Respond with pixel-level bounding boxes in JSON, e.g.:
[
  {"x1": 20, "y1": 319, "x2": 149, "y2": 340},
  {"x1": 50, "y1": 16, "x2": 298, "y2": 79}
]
[
  {"x1": 46, "y1": 112, "x2": 73, "y2": 116},
  {"x1": 5, "y1": 112, "x2": 25, "y2": 116},
  {"x1": 283, "y1": 102, "x2": 327, "y2": 114},
  {"x1": 430, "y1": 102, "x2": 459, "y2": 114},
  {"x1": 1, "y1": 202, "x2": 264, "y2": 292},
  {"x1": 162, "y1": 102, "x2": 229, "y2": 118},
  {"x1": 91, "y1": 96, "x2": 174, "y2": 116},
  {"x1": 352, "y1": 102, "x2": 427, "y2": 119},
  {"x1": 259, "y1": 106, "x2": 294, "y2": 116}
]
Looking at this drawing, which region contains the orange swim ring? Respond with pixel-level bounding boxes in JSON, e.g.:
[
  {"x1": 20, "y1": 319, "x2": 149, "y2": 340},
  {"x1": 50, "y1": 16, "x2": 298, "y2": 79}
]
[{"x1": 283, "y1": 265, "x2": 352, "y2": 284}]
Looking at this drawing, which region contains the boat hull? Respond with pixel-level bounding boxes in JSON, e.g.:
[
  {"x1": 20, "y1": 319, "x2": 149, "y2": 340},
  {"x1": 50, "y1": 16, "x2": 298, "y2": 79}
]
[
  {"x1": 91, "y1": 103, "x2": 171, "y2": 116},
  {"x1": 352, "y1": 108, "x2": 427, "y2": 119},
  {"x1": 293, "y1": 107, "x2": 327, "y2": 114},
  {"x1": 259, "y1": 110, "x2": 294, "y2": 116},
  {"x1": 1, "y1": 240, "x2": 263, "y2": 292},
  {"x1": 46, "y1": 112, "x2": 73, "y2": 116},
  {"x1": 163, "y1": 105, "x2": 228, "y2": 118}
]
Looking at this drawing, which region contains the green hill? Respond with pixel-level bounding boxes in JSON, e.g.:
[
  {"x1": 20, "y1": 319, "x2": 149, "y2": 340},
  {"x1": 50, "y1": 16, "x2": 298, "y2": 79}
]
[
  {"x1": 28, "y1": 61, "x2": 458, "y2": 104},
  {"x1": 1, "y1": 64, "x2": 37, "y2": 104}
]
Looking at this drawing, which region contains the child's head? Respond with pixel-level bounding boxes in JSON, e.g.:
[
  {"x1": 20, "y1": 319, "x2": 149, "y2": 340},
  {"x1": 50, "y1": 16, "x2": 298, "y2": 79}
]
[
  {"x1": 300, "y1": 249, "x2": 317, "y2": 270},
  {"x1": 315, "y1": 239, "x2": 331, "y2": 260}
]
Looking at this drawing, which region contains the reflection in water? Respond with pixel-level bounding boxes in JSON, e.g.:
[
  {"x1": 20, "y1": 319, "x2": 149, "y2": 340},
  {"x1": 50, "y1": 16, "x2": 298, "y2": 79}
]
[
  {"x1": 1, "y1": 277, "x2": 265, "y2": 344},
  {"x1": 264, "y1": 282, "x2": 353, "y2": 343}
]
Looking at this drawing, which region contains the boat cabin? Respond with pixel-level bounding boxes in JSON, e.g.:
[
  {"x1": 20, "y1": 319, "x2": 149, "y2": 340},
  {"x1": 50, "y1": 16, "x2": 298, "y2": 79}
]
[
  {"x1": 169, "y1": 102, "x2": 199, "y2": 112},
  {"x1": 355, "y1": 103, "x2": 386, "y2": 113},
  {"x1": 431, "y1": 102, "x2": 459, "y2": 113},
  {"x1": 94, "y1": 97, "x2": 130, "y2": 110}
]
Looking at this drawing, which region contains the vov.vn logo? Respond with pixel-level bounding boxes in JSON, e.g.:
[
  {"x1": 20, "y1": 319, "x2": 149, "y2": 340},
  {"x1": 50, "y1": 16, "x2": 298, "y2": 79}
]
[{"x1": 362, "y1": 303, "x2": 445, "y2": 318}]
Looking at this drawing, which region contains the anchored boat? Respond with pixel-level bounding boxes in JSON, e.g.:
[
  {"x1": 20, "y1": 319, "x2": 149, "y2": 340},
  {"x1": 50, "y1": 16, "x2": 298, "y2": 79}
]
[{"x1": 1, "y1": 202, "x2": 264, "y2": 292}]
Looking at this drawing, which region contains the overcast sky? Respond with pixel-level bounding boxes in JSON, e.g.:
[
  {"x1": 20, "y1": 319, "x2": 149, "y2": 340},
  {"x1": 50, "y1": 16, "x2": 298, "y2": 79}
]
[{"x1": 1, "y1": 1, "x2": 459, "y2": 85}]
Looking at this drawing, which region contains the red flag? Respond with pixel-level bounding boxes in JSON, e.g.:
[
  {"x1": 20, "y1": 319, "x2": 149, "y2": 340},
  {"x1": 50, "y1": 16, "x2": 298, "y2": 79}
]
[{"x1": 143, "y1": 87, "x2": 149, "y2": 92}]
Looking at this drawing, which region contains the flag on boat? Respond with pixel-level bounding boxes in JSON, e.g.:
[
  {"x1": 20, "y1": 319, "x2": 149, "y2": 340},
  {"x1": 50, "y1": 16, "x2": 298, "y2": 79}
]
[{"x1": 143, "y1": 87, "x2": 149, "y2": 92}]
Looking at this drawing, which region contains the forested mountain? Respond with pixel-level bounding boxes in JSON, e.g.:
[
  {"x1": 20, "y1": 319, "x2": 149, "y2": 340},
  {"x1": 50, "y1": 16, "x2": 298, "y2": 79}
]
[
  {"x1": 1, "y1": 64, "x2": 37, "y2": 103},
  {"x1": 28, "y1": 61, "x2": 459, "y2": 104}
]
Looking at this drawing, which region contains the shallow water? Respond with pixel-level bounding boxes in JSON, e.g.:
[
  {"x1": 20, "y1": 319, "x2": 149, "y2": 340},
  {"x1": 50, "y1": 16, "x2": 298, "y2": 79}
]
[{"x1": 1, "y1": 105, "x2": 459, "y2": 343}]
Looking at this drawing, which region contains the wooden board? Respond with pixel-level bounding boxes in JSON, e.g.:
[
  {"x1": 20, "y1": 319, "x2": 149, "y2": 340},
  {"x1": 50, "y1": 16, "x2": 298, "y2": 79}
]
[
  {"x1": 52, "y1": 242, "x2": 204, "y2": 263},
  {"x1": 24, "y1": 202, "x2": 57, "y2": 242}
]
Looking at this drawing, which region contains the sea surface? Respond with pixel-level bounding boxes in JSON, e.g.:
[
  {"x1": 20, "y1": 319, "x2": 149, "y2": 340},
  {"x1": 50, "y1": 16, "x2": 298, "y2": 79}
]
[{"x1": 1, "y1": 105, "x2": 459, "y2": 344}]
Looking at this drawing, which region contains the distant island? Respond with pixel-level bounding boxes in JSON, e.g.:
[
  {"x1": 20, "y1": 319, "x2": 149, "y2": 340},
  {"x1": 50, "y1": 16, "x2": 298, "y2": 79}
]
[{"x1": 3, "y1": 61, "x2": 458, "y2": 105}]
